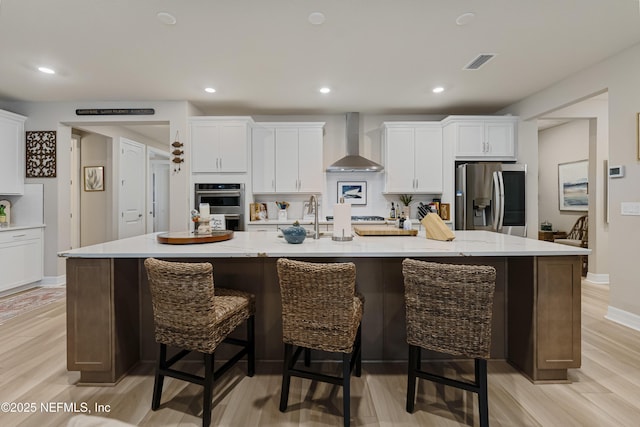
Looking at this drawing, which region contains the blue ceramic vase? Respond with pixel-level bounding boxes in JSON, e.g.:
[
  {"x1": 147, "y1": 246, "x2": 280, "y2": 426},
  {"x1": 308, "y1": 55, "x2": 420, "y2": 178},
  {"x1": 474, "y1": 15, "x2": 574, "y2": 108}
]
[{"x1": 282, "y1": 222, "x2": 306, "y2": 244}]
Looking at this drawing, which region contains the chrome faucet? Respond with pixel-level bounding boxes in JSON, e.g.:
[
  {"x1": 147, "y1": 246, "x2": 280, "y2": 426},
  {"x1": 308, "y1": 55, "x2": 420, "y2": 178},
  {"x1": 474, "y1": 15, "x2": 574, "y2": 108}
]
[{"x1": 309, "y1": 195, "x2": 320, "y2": 239}]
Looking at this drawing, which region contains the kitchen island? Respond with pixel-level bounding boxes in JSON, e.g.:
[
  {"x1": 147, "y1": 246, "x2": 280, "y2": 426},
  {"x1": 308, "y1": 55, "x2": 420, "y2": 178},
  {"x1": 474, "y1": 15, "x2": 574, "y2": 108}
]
[{"x1": 61, "y1": 230, "x2": 589, "y2": 385}]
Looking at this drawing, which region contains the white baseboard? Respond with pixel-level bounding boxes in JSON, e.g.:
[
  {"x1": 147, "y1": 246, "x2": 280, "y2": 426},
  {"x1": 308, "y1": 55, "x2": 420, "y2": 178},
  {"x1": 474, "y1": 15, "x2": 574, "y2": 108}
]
[
  {"x1": 0, "y1": 283, "x2": 39, "y2": 298},
  {"x1": 585, "y1": 272, "x2": 609, "y2": 285},
  {"x1": 606, "y1": 306, "x2": 640, "y2": 333},
  {"x1": 41, "y1": 275, "x2": 66, "y2": 287}
]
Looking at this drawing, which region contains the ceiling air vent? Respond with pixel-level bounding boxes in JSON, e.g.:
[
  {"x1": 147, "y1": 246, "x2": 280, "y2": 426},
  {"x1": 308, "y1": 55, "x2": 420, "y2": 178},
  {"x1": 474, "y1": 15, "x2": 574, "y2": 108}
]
[{"x1": 464, "y1": 54, "x2": 496, "y2": 70}]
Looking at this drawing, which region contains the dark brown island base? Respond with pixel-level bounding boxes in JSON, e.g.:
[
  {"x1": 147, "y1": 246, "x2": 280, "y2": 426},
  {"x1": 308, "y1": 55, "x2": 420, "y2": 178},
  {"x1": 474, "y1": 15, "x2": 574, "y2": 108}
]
[{"x1": 61, "y1": 230, "x2": 588, "y2": 385}]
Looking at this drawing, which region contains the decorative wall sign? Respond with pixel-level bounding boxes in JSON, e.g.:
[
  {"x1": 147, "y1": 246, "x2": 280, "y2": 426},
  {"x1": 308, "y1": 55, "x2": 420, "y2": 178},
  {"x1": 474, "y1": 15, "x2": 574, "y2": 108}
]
[
  {"x1": 75, "y1": 108, "x2": 155, "y2": 116},
  {"x1": 558, "y1": 160, "x2": 588, "y2": 211},
  {"x1": 337, "y1": 181, "x2": 367, "y2": 205},
  {"x1": 25, "y1": 131, "x2": 57, "y2": 177},
  {"x1": 84, "y1": 166, "x2": 105, "y2": 191}
]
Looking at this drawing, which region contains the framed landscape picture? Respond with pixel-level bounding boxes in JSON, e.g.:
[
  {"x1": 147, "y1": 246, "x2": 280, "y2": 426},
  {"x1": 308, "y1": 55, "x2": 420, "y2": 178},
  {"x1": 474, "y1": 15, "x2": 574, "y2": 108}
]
[
  {"x1": 558, "y1": 160, "x2": 588, "y2": 211},
  {"x1": 337, "y1": 181, "x2": 367, "y2": 205}
]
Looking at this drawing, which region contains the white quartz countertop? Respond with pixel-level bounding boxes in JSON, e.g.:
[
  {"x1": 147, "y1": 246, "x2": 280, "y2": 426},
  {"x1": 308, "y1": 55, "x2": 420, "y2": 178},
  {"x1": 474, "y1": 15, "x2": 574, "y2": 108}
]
[{"x1": 59, "y1": 230, "x2": 590, "y2": 259}]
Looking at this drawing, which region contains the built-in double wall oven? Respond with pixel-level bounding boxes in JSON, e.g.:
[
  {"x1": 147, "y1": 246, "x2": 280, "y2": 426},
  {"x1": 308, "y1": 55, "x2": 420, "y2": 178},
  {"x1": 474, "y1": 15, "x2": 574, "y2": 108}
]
[{"x1": 194, "y1": 183, "x2": 245, "y2": 231}]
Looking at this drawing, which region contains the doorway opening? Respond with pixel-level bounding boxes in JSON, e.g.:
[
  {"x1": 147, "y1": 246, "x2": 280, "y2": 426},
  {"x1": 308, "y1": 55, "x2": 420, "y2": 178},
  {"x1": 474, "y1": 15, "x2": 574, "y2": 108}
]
[{"x1": 69, "y1": 123, "x2": 169, "y2": 247}]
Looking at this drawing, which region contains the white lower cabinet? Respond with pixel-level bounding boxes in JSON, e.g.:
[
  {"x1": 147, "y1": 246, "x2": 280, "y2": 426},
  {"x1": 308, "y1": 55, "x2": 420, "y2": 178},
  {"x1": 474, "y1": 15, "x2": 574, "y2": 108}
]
[{"x1": 0, "y1": 227, "x2": 43, "y2": 293}]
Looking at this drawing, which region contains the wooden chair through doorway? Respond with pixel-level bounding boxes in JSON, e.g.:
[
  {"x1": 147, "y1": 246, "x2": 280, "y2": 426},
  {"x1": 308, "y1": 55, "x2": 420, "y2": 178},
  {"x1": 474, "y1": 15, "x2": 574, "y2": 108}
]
[{"x1": 554, "y1": 214, "x2": 588, "y2": 275}]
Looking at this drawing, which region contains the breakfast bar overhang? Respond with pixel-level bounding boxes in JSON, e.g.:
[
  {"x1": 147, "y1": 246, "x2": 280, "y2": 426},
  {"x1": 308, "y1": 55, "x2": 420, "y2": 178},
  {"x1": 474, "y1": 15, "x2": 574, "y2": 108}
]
[{"x1": 60, "y1": 230, "x2": 589, "y2": 385}]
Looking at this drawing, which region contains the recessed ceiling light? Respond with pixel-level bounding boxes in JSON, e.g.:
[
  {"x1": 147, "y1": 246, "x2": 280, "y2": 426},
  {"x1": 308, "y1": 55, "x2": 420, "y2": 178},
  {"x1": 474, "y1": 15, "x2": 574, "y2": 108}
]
[
  {"x1": 456, "y1": 12, "x2": 476, "y2": 26},
  {"x1": 319, "y1": 87, "x2": 331, "y2": 94},
  {"x1": 38, "y1": 66, "x2": 55, "y2": 74},
  {"x1": 432, "y1": 86, "x2": 445, "y2": 94},
  {"x1": 308, "y1": 12, "x2": 326, "y2": 25},
  {"x1": 157, "y1": 12, "x2": 177, "y2": 25},
  {"x1": 204, "y1": 87, "x2": 216, "y2": 93}
]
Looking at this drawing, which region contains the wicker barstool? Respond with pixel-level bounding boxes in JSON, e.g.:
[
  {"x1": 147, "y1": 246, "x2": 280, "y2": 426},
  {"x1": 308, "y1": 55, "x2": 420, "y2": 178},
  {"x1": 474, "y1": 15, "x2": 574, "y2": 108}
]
[
  {"x1": 276, "y1": 258, "x2": 363, "y2": 427},
  {"x1": 402, "y1": 259, "x2": 496, "y2": 427},
  {"x1": 144, "y1": 258, "x2": 255, "y2": 427}
]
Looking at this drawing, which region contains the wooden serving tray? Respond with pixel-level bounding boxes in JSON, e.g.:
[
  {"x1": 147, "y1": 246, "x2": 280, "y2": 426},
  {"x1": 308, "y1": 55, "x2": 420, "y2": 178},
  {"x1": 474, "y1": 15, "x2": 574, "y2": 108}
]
[
  {"x1": 156, "y1": 230, "x2": 234, "y2": 244},
  {"x1": 353, "y1": 225, "x2": 418, "y2": 236}
]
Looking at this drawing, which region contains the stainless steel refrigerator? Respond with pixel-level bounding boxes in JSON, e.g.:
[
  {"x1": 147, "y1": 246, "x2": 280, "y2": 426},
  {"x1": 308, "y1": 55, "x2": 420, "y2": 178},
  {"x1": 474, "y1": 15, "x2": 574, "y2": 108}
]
[{"x1": 455, "y1": 162, "x2": 527, "y2": 236}]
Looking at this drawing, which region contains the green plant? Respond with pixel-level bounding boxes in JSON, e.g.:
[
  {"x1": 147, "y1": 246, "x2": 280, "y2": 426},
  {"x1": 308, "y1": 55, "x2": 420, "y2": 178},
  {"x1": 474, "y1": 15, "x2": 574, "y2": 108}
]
[{"x1": 399, "y1": 194, "x2": 413, "y2": 206}]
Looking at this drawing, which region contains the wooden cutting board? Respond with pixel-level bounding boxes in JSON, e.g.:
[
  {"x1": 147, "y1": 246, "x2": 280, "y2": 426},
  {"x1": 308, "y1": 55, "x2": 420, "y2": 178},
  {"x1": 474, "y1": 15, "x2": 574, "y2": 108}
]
[{"x1": 353, "y1": 225, "x2": 418, "y2": 236}]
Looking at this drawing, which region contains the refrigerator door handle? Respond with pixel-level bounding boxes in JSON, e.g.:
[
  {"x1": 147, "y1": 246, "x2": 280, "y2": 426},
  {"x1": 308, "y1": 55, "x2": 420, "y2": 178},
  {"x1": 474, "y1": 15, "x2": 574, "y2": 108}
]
[
  {"x1": 492, "y1": 171, "x2": 502, "y2": 231},
  {"x1": 497, "y1": 171, "x2": 505, "y2": 230}
]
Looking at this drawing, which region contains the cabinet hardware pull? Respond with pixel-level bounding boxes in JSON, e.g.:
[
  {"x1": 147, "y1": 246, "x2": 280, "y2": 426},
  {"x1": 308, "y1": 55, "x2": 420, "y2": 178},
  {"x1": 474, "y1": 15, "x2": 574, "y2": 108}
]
[{"x1": 13, "y1": 234, "x2": 27, "y2": 238}]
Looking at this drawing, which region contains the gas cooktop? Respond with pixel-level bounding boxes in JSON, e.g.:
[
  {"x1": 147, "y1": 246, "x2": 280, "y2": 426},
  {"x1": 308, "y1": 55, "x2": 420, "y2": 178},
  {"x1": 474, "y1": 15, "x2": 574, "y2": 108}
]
[{"x1": 325, "y1": 215, "x2": 385, "y2": 221}]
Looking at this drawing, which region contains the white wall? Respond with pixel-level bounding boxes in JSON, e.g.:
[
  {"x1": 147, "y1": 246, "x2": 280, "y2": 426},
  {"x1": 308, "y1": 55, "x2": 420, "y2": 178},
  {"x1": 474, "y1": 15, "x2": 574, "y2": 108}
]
[
  {"x1": 502, "y1": 41, "x2": 640, "y2": 324},
  {"x1": 79, "y1": 132, "x2": 111, "y2": 246},
  {"x1": 538, "y1": 120, "x2": 589, "y2": 232}
]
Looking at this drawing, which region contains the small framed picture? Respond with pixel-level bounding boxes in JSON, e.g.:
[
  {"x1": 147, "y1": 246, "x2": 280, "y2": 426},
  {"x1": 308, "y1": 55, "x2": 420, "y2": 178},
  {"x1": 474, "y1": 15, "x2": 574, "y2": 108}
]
[
  {"x1": 337, "y1": 181, "x2": 367, "y2": 205},
  {"x1": 84, "y1": 166, "x2": 104, "y2": 191},
  {"x1": 439, "y1": 203, "x2": 451, "y2": 221}
]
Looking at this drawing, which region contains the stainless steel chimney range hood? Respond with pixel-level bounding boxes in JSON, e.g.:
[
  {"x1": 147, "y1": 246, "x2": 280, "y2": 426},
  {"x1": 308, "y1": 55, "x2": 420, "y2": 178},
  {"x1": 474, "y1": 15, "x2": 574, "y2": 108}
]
[{"x1": 326, "y1": 112, "x2": 384, "y2": 172}]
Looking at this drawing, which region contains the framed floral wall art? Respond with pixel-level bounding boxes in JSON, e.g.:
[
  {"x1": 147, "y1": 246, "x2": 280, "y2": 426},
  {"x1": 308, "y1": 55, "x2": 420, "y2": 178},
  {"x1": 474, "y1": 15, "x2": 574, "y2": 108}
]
[{"x1": 84, "y1": 166, "x2": 104, "y2": 191}]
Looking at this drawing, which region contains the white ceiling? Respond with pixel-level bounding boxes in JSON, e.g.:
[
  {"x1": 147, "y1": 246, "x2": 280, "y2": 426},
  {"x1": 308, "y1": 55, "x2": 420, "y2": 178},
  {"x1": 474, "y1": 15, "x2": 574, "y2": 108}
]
[{"x1": 1, "y1": 1, "x2": 639, "y2": 115}]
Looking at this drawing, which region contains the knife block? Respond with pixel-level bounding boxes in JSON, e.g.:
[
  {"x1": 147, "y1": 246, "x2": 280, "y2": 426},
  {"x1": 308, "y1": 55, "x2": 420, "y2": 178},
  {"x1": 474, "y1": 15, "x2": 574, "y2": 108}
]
[{"x1": 421, "y1": 214, "x2": 455, "y2": 241}]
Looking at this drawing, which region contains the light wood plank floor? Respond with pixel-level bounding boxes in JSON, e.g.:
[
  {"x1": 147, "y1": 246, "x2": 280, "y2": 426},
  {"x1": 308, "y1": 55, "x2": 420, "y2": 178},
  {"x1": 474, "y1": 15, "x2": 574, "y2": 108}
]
[{"x1": 1, "y1": 282, "x2": 640, "y2": 426}]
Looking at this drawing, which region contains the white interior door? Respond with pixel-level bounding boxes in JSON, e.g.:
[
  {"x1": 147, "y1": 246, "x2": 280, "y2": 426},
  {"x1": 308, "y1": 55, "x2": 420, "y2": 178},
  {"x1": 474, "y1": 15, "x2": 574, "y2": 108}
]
[
  {"x1": 119, "y1": 138, "x2": 146, "y2": 239},
  {"x1": 146, "y1": 147, "x2": 170, "y2": 233}
]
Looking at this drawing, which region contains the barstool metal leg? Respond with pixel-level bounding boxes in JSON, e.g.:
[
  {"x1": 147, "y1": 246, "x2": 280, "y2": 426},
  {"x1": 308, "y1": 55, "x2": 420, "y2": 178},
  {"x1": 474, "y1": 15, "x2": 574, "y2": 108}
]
[
  {"x1": 279, "y1": 343, "x2": 293, "y2": 412},
  {"x1": 152, "y1": 343, "x2": 166, "y2": 411},
  {"x1": 247, "y1": 315, "x2": 255, "y2": 377},
  {"x1": 203, "y1": 353, "x2": 214, "y2": 427},
  {"x1": 304, "y1": 348, "x2": 311, "y2": 367},
  {"x1": 406, "y1": 344, "x2": 418, "y2": 413},
  {"x1": 477, "y1": 358, "x2": 489, "y2": 427},
  {"x1": 355, "y1": 326, "x2": 362, "y2": 377},
  {"x1": 342, "y1": 352, "x2": 351, "y2": 427}
]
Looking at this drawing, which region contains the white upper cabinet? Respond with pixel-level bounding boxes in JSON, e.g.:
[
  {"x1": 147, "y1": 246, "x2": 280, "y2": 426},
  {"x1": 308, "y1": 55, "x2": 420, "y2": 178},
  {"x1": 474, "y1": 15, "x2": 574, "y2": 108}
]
[
  {"x1": 251, "y1": 126, "x2": 276, "y2": 193},
  {"x1": 190, "y1": 117, "x2": 253, "y2": 173},
  {"x1": 0, "y1": 109, "x2": 27, "y2": 195},
  {"x1": 252, "y1": 122, "x2": 324, "y2": 194},
  {"x1": 382, "y1": 122, "x2": 443, "y2": 194},
  {"x1": 442, "y1": 116, "x2": 517, "y2": 160}
]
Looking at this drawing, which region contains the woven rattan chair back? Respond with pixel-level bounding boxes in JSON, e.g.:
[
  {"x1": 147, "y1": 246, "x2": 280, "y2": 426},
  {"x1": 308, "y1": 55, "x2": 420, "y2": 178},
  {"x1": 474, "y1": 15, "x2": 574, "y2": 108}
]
[
  {"x1": 145, "y1": 258, "x2": 221, "y2": 354},
  {"x1": 277, "y1": 258, "x2": 360, "y2": 353},
  {"x1": 402, "y1": 259, "x2": 496, "y2": 359}
]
